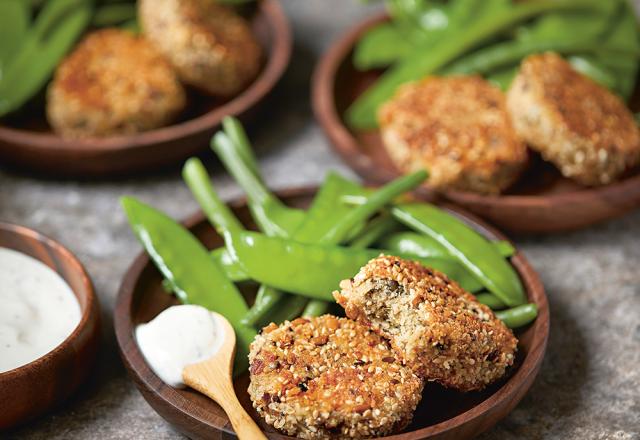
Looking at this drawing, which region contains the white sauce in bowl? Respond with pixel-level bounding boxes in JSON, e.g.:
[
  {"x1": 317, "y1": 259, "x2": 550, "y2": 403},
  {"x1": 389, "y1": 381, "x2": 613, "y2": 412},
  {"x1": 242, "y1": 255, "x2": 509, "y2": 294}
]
[
  {"x1": 0, "y1": 247, "x2": 81, "y2": 373},
  {"x1": 135, "y1": 305, "x2": 224, "y2": 388}
]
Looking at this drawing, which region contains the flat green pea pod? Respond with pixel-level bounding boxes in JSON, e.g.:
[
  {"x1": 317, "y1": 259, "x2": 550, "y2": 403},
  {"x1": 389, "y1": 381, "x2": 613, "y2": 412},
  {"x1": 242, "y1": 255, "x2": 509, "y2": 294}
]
[
  {"x1": 346, "y1": 0, "x2": 605, "y2": 129},
  {"x1": 568, "y1": 56, "x2": 618, "y2": 91},
  {"x1": 495, "y1": 303, "x2": 538, "y2": 329},
  {"x1": 91, "y1": 3, "x2": 135, "y2": 27},
  {"x1": 391, "y1": 203, "x2": 526, "y2": 307},
  {"x1": 379, "y1": 231, "x2": 515, "y2": 259},
  {"x1": 0, "y1": 0, "x2": 92, "y2": 117},
  {"x1": 475, "y1": 292, "x2": 507, "y2": 310},
  {"x1": 353, "y1": 23, "x2": 413, "y2": 71},
  {"x1": 121, "y1": 196, "x2": 255, "y2": 374},
  {"x1": 224, "y1": 230, "x2": 483, "y2": 300},
  {"x1": 0, "y1": 0, "x2": 30, "y2": 71}
]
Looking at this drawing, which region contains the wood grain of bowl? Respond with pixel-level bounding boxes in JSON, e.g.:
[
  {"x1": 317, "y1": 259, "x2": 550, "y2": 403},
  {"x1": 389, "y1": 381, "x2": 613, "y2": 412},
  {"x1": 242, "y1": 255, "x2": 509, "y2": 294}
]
[
  {"x1": 311, "y1": 13, "x2": 640, "y2": 234},
  {"x1": 0, "y1": 0, "x2": 291, "y2": 178},
  {"x1": 0, "y1": 223, "x2": 100, "y2": 429},
  {"x1": 114, "y1": 187, "x2": 549, "y2": 440}
]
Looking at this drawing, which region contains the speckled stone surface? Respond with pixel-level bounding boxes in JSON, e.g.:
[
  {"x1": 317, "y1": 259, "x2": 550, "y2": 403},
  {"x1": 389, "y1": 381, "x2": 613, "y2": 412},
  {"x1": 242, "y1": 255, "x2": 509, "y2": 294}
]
[{"x1": 1, "y1": 1, "x2": 639, "y2": 439}]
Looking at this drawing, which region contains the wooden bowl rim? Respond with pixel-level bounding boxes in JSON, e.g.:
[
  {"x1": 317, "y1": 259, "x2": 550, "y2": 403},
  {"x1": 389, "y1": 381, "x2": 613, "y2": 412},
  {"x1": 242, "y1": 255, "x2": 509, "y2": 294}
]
[
  {"x1": 0, "y1": 222, "x2": 98, "y2": 379},
  {"x1": 114, "y1": 186, "x2": 550, "y2": 439},
  {"x1": 0, "y1": 0, "x2": 291, "y2": 153},
  {"x1": 311, "y1": 11, "x2": 640, "y2": 209}
]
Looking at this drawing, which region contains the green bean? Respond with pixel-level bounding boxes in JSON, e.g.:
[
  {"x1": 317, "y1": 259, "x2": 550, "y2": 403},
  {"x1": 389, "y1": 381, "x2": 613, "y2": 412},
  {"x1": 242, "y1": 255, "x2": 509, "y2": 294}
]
[
  {"x1": 353, "y1": 22, "x2": 413, "y2": 70},
  {"x1": 224, "y1": 230, "x2": 483, "y2": 299},
  {"x1": 475, "y1": 292, "x2": 507, "y2": 310},
  {"x1": 346, "y1": 0, "x2": 605, "y2": 129},
  {"x1": 121, "y1": 196, "x2": 255, "y2": 373},
  {"x1": 486, "y1": 65, "x2": 518, "y2": 91},
  {"x1": 442, "y1": 40, "x2": 638, "y2": 78},
  {"x1": 91, "y1": 3, "x2": 135, "y2": 27},
  {"x1": 120, "y1": 18, "x2": 139, "y2": 33},
  {"x1": 568, "y1": 55, "x2": 618, "y2": 90},
  {"x1": 391, "y1": 203, "x2": 525, "y2": 306},
  {"x1": 211, "y1": 131, "x2": 305, "y2": 237},
  {"x1": 302, "y1": 299, "x2": 330, "y2": 318},
  {"x1": 495, "y1": 303, "x2": 538, "y2": 329},
  {"x1": 221, "y1": 116, "x2": 261, "y2": 179},
  {"x1": 349, "y1": 214, "x2": 399, "y2": 249},
  {"x1": 0, "y1": 0, "x2": 29, "y2": 71},
  {"x1": 0, "y1": 0, "x2": 92, "y2": 117},
  {"x1": 182, "y1": 158, "x2": 244, "y2": 236}
]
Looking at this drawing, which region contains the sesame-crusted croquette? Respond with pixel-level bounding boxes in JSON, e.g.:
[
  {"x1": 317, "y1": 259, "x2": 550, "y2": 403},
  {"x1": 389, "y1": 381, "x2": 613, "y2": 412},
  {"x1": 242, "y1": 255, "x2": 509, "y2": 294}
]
[
  {"x1": 378, "y1": 76, "x2": 527, "y2": 194},
  {"x1": 507, "y1": 52, "x2": 640, "y2": 185},
  {"x1": 248, "y1": 315, "x2": 424, "y2": 439},
  {"x1": 47, "y1": 29, "x2": 186, "y2": 138},
  {"x1": 139, "y1": 0, "x2": 262, "y2": 97},
  {"x1": 335, "y1": 256, "x2": 518, "y2": 392}
]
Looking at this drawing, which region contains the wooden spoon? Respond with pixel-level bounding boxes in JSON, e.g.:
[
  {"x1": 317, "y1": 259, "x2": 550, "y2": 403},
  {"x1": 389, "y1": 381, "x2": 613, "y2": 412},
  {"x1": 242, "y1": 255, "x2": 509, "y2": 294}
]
[{"x1": 182, "y1": 313, "x2": 266, "y2": 440}]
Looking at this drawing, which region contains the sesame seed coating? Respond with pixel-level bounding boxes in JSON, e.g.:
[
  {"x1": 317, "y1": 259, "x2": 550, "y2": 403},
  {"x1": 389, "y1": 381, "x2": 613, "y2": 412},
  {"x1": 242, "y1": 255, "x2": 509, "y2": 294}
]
[
  {"x1": 507, "y1": 52, "x2": 640, "y2": 186},
  {"x1": 248, "y1": 315, "x2": 424, "y2": 439},
  {"x1": 334, "y1": 255, "x2": 518, "y2": 392},
  {"x1": 139, "y1": 0, "x2": 262, "y2": 97},
  {"x1": 378, "y1": 75, "x2": 527, "y2": 195},
  {"x1": 47, "y1": 29, "x2": 186, "y2": 138}
]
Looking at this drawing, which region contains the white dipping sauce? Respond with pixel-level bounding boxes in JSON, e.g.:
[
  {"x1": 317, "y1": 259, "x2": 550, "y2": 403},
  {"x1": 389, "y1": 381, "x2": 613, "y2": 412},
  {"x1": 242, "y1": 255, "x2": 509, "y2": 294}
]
[
  {"x1": 135, "y1": 305, "x2": 225, "y2": 387},
  {"x1": 0, "y1": 247, "x2": 81, "y2": 373}
]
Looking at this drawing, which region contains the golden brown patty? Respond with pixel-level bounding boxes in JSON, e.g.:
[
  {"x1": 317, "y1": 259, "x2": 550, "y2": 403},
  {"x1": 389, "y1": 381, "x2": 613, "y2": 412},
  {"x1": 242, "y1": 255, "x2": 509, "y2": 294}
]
[
  {"x1": 139, "y1": 0, "x2": 262, "y2": 97},
  {"x1": 47, "y1": 29, "x2": 185, "y2": 138},
  {"x1": 507, "y1": 52, "x2": 640, "y2": 185},
  {"x1": 334, "y1": 256, "x2": 517, "y2": 392},
  {"x1": 248, "y1": 315, "x2": 424, "y2": 439},
  {"x1": 378, "y1": 75, "x2": 527, "y2": 194}
]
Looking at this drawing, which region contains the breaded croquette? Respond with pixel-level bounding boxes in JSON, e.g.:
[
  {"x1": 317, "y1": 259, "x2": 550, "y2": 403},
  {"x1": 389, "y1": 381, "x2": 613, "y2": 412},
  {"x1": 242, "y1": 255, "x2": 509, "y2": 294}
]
[
  {"x1": 248, "y1": 315, "x2": 424, "y2": 439},
  {"x1": 334, "y1": 255, "x2": 518, "y2": 392},
  {"x1": 507, "y1": 52, "x2": 640, "y2": 185},
  {"x1": 47, "y1": 29, "x2": 186, "y2": 138},
  {"x1": 378, "y1": 76, "x2": 528, "y2": 194},
  {"x1": 139, "y1": 0, "x2": 262, "y2": 97}
]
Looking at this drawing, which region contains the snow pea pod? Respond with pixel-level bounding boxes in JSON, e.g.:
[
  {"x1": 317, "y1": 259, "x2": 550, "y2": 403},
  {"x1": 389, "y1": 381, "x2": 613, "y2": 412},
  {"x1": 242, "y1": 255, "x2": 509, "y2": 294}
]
[
  {"x1": 0, "y1": 0, "x2": 92, "y2": 117},
  {"x1": 224, "y1": 230, "x2": 483, "y2": 299},
  {"x1": 347, "y1": 0, "x2": 605, "y2": 129},
  {"x1": 475, "y1": 292, "x2": 507, "y2": 310},
  {"x1": 91, "y1": 3, "x2": 135, "y2": 27},
  {"x1": 0, "y1": 0, "x2": 29, "y2": 71},
  {"x1": 495, "y1": 303, "x2": 538, "y2": 329},
  {"x1": 391, "y1": 203, "x2": 525, "y2": 307},
  {"x1": 380, "y1": 232, "x2": 515, "y2": 259},
  {"x1": 121, "y1": 196, "x2": 255, "y2": 373},
  {"x1": 353, "y1": 23, "x2": 413, "y2": 71}
]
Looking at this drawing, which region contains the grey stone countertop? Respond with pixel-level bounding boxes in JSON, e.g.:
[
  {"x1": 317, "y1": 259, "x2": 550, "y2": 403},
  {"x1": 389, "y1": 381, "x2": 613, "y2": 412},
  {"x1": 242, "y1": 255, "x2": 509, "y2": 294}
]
[{"x1": 1, "y1": 1, "x2": 639, "y2": 439}]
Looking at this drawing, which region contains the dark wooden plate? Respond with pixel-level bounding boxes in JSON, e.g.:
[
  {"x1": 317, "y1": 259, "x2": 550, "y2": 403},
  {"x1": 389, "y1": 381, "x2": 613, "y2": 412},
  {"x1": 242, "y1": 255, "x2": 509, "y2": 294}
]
[
  {"x1": 0, "y1": 0, "x2": 291, "y2": 178},
  {"x1": 0, "y1": 223, "x2": 100, "y2": 429},
  {"x1": 312, "y1": 13, "x2": 640, "y2": 233},
  {"x1": 114, "y1": 187, "x2": 549, "y2": 440}
]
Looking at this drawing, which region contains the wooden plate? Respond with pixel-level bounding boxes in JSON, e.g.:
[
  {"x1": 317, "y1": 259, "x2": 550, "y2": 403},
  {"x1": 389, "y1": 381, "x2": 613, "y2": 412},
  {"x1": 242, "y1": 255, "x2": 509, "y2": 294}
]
[
  {"x1": 0, "y1": 0, "x2": 291, "y2": 177},
  {"x1": 0, "y1": 223, "x2": 100, "y2": 429},
  {"x1": 114, "y1": 187, "x2": 549, "y2": 440},
  {"x1": 312, "y1": 13, "x2": 640, "y2": 233}
]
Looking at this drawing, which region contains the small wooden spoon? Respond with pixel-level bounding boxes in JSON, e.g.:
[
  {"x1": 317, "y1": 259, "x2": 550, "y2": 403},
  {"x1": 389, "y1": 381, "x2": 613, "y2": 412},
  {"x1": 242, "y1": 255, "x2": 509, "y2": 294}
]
[{"x1": 182, "y1": 313, "x2": 266, "y2": 440}]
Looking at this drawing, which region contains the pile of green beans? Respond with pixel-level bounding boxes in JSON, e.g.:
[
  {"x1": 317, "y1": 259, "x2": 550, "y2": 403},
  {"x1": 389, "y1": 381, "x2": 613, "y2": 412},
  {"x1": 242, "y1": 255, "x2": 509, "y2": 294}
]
[
  {"x1": 121, "y1": 118, "x2": 539, "y2": 373},
  {"x1": 348, "y1": 0, "x2": 639, "y2": 129}
]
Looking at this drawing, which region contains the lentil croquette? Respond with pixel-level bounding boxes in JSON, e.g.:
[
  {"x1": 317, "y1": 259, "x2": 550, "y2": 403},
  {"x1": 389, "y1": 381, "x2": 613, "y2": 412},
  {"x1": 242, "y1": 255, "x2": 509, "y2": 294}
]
[
  {"x1": 139, "y1": 0, "x2": 262, "y2": 97},
  {"x1": 335, "y1": 256, "x2": 518, "y2": 392},
  {"x1": 248, "y1": 315, "x2": 424, "y2": 439},
  {"x1": 378, "y1": 76, "x2": 527, "y2": 194},
  {"x1": 47, "y1": 29, "x2": 186, "y2": 138},
  {"x1": 507, "y1": 52, "x2": 640, "y2": 185}
]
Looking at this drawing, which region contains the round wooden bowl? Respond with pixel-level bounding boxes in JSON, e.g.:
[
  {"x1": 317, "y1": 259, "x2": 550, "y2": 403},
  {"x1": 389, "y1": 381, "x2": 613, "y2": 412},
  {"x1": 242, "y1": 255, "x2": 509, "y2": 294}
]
[
  {"x1": 114, "y1": 187, "x2": 549, "y2": 440},
  {"x1": 312, "y1": 13, "x2": 640, "y2": 233},
  {"x1": 0, "y1": 0, "x2": 291, "y2": 178},
  {"x1": 0, "y1": 223, "x2": 100, "y2": 429}
]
